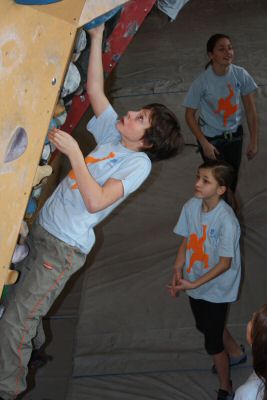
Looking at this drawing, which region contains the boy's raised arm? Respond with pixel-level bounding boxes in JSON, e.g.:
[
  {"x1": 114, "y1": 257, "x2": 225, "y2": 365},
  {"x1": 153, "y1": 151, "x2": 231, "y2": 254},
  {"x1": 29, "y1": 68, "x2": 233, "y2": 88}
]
[{"x1": 86, "y1": 24, "x2": 110, "y2": 117}]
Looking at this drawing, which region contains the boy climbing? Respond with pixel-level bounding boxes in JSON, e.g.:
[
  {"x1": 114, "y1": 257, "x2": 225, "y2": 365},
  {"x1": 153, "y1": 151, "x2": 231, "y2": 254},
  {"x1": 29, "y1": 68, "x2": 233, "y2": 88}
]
[{"x1": 0, "y1": 24, "x2": 182, "y2": 400}]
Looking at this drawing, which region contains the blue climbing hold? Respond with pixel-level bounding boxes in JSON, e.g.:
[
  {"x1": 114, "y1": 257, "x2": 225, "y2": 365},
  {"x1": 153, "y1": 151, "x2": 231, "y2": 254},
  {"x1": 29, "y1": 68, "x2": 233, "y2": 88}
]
[
  {"x1": 15, "y1": 0, "x2": 62, "y2": 5},
  {"x1": 84, "y1": 5, "x2": 122, "y2": 30},
  {"x1": 25, "y1": 197, "x2": 37, "y2": 218}
]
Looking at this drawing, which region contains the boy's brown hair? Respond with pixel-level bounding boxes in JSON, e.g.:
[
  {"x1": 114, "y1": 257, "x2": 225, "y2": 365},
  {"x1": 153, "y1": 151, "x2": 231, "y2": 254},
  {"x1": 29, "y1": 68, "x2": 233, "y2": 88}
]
[{"x1": 142, "y1": 103, "x2": 183, "y2": 161}]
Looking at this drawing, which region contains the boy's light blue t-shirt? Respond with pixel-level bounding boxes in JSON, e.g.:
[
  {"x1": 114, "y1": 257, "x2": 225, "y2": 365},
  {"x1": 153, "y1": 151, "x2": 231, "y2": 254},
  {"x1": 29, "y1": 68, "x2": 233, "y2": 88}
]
[
  {"x1": 173, "y1": 197, "x2": 241, "y2": 303},
  {"x1": 183, "y1": 64, "x2": 257, "y2": 137},
  {"x1": 39, "y1": 105, "x2": 151, "y2": 254}
]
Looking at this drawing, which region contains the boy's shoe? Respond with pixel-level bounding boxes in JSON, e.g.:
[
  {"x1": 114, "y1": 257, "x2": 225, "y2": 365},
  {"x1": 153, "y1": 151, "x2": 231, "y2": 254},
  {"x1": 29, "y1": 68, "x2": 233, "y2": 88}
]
[
  {"x1": 28, "y1": 349, "x2": 52, "y2": 369},
  {"x1": 212, "y1": 344, "x2": 247, "y2": 373},
  {"x1": 217, "y1": 389, "x2": 234, "y2": 400}
]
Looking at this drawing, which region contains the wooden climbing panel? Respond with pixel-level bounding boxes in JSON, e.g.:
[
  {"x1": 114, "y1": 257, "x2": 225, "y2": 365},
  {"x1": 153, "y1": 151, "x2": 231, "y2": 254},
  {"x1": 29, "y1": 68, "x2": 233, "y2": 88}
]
[{"x1": 0, "y1": 0, "x2": 127, "y2": 297}]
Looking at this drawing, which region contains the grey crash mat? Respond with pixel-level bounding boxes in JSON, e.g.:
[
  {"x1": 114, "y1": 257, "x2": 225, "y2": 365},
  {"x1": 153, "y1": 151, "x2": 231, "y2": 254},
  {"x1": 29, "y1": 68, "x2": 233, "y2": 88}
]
[{"x1": 22, "y1": 0, "x2": 267, "y2": 399}]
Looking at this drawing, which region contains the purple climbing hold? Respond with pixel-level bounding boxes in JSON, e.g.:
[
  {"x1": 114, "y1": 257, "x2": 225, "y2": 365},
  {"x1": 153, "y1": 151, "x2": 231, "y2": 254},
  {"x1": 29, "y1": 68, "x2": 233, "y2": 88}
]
[
  {"x1": 15, "y1": 0, "x2": 62, "y2": 4},
  {"x1": 4, "y1": 127, "x2": 28, "y2": 163}
]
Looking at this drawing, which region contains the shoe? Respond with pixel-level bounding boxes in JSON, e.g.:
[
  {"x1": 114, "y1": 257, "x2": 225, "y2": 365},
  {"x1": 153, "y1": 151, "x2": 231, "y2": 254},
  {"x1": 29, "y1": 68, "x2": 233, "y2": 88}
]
[
  {"x1": 212, "y1": 344, "x2": 247, "y2": 374},
  {"x1": 217, "y1": 389, "x2": 234, "y2": 400},
  {"x1": 28, "y1": 349, "x2": 52, "y2": 370}
]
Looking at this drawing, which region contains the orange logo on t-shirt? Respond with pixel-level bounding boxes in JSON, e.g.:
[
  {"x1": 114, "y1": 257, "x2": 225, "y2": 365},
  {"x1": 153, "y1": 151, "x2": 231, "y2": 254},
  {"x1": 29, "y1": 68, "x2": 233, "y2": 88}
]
[
  {"x1": 187, "y1": 224, "x2": 209, "y2": 273},
  {"x1": 68, "y1": 152, "x2": 115, "y2": 190},
  {"x1": 214, "y1": 83, "x2": 238, "y2": 126}
]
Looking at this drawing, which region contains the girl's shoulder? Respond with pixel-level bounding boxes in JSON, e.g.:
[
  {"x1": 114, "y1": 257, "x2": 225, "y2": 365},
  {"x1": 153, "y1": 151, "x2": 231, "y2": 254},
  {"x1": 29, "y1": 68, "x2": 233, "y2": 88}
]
[
  {"x1": 183, "y1": 197, "x2": 202, "y2": 210},
  {"x1": 231, "y1": 64, "x2": 246, "y2": 72},
  {"x1": 188, "y1": 69, "x2": 208, "y2": 89},
  {"x1": 230, "y1": 64, "x2": 253, "y2": 80},
  {"x1": 217, "y1": 200, "x2": 237, "y2": 219},
  {"x1": 197, "y1": 69, "x2": 209, "y2": 82},
  {"x1": 235, "y1": 372, "x2": 264, "y2": 400},
  {"x1": 217, "y1": 201, "x2": 240, "y2": 232}
]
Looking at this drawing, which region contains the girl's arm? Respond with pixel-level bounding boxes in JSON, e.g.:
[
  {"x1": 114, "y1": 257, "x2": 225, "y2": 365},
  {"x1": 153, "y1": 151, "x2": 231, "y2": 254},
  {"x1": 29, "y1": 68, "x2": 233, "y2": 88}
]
[
  {"x1": 86, "y1": 24, "x2": 110, "y2": 117},
  {"x1": 173, "y1": 237, "x2": 187, "y2": 274},
  {"x1": 174, "y1": 256, "x2": 231, "y2": 291},
  {"x1": 48, "y1": 129, "x2": 124, "y2": 213},
  {"x1": 185, "y1": 108, "x2": 219, "y2": 160},
  {"x1": 168, "y1": 237, "x2": 187, "y2": 297},
  {"x1": 242, "y1": 92, "x2": 258, "y2": 160}
]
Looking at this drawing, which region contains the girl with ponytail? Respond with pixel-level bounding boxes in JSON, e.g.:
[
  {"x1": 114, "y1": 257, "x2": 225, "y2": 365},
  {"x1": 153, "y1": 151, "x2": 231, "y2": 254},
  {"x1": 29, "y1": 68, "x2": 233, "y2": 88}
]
[
  {"x1": 235, "y1": 304, "x2": 267, "y2": 400},
  {"x1": 168, "y1": 160, "x2": 245, "y2": 400},
  {"x1": 183, "y1": 33, "x2": 258, "y2": 191}
]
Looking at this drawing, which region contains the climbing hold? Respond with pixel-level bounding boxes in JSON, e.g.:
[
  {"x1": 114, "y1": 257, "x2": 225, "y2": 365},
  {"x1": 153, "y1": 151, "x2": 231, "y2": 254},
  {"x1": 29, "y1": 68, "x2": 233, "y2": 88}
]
[
  {"x1": 72, "y1": 29, "x2": 87, "y2": 63},
  {"x1": 41, "y1": 142, "x2": 52, "y2": 164},
  {"x1": 12, "y1": 243, "x2": 29, "y2": 264},
  {"x1": 84, "y1": 5, "x2": 122, "y2": 30},
  {"x1": 61, "y1": 62, "x2": 81, "y2": 98},
  {"x1": 15, "y1": 0, "x2": 62, "y2": 5},
  {"x1": 33, "y1": 165, "x2": 53, "y2": 187},
  {"x1": 25, "y1": 196, "x2": 37, "y2": 218},
  {"x1": 4, "y1": 127, "x2": 28, "y2": 163},
  {"x1": 19, "y1": 220, "x2": 29, "y2": 242}
]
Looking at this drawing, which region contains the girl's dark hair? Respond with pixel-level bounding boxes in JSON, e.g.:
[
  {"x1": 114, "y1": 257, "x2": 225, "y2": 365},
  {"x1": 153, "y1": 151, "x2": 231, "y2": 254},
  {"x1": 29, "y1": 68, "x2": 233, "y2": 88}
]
[
  {"x1": 198, "y1": 160, "x2": 237, "y2": 211},
  {"x1": 251, "y1": 304, "x2": 267, "y2": 400},
  {"x1": 205, "y1": 33, "x2": 231, "y2": 69},
  {"x1": 141, "y1": 103, "x2": 183, "y2": 162}
]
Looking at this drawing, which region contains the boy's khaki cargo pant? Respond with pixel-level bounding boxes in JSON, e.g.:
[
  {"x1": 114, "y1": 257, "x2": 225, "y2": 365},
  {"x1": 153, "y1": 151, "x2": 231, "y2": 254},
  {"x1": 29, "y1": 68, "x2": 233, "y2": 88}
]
[{"x1": 0, "y1": 222, "x2": 86, "y2": 400}]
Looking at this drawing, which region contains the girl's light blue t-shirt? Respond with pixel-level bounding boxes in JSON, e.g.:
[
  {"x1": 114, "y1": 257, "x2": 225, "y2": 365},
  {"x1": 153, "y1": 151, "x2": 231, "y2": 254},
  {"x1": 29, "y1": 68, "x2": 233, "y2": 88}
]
[
  {"x1": 174, "y1": 197, "x2": 241, "y2": 302},
  {"x1": 234, "y1": 372, "x2": 264, "y2": 400},
  {"x1": 39, "y1": 105, "x2": 151, "y2": 254},
  {"x1": 183, "y1": 64, "x2": 257, "y2": 137}
]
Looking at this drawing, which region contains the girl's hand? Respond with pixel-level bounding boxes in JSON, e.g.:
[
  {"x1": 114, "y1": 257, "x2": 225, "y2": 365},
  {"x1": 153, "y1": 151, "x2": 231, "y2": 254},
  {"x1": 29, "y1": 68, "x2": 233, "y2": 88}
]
[
  {"x1": 174, "y1": 278, "x2": 196, "y2": 291},
  {"x1": 172, "y1": 268, "x2": 183, "y2": 286},
  {"x1": 246, "y1": 141, "x2": 258, "y2": 160},
  {"x1": 166, "y1": 284, "x2": 179, "y2": 298},
  {"x1": 87, "y1": 23, "x2": 105, "y2": 38},
  {"x1": 201, "y1": 141, "x2": 219, "y2": 160},
  {"x1": 166, "y1": 268, "x2": 183, "y2": 298},
  {"x1": 48, "y1": 128, "x2": 80, "y2": 158}
]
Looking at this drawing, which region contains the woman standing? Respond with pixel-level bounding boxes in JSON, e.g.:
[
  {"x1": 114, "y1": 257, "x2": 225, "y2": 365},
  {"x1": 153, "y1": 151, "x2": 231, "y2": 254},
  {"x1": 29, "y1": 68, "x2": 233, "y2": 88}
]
[{"x1": 184, "y1": 33, "x2": 258, "y2": 190}]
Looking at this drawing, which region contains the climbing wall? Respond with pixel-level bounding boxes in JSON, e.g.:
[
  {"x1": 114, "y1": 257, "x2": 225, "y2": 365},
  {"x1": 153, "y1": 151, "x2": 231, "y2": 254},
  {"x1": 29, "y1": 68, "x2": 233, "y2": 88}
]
[{"x1": 0, "y1": 0, "x2": 127, "y2": 297}]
